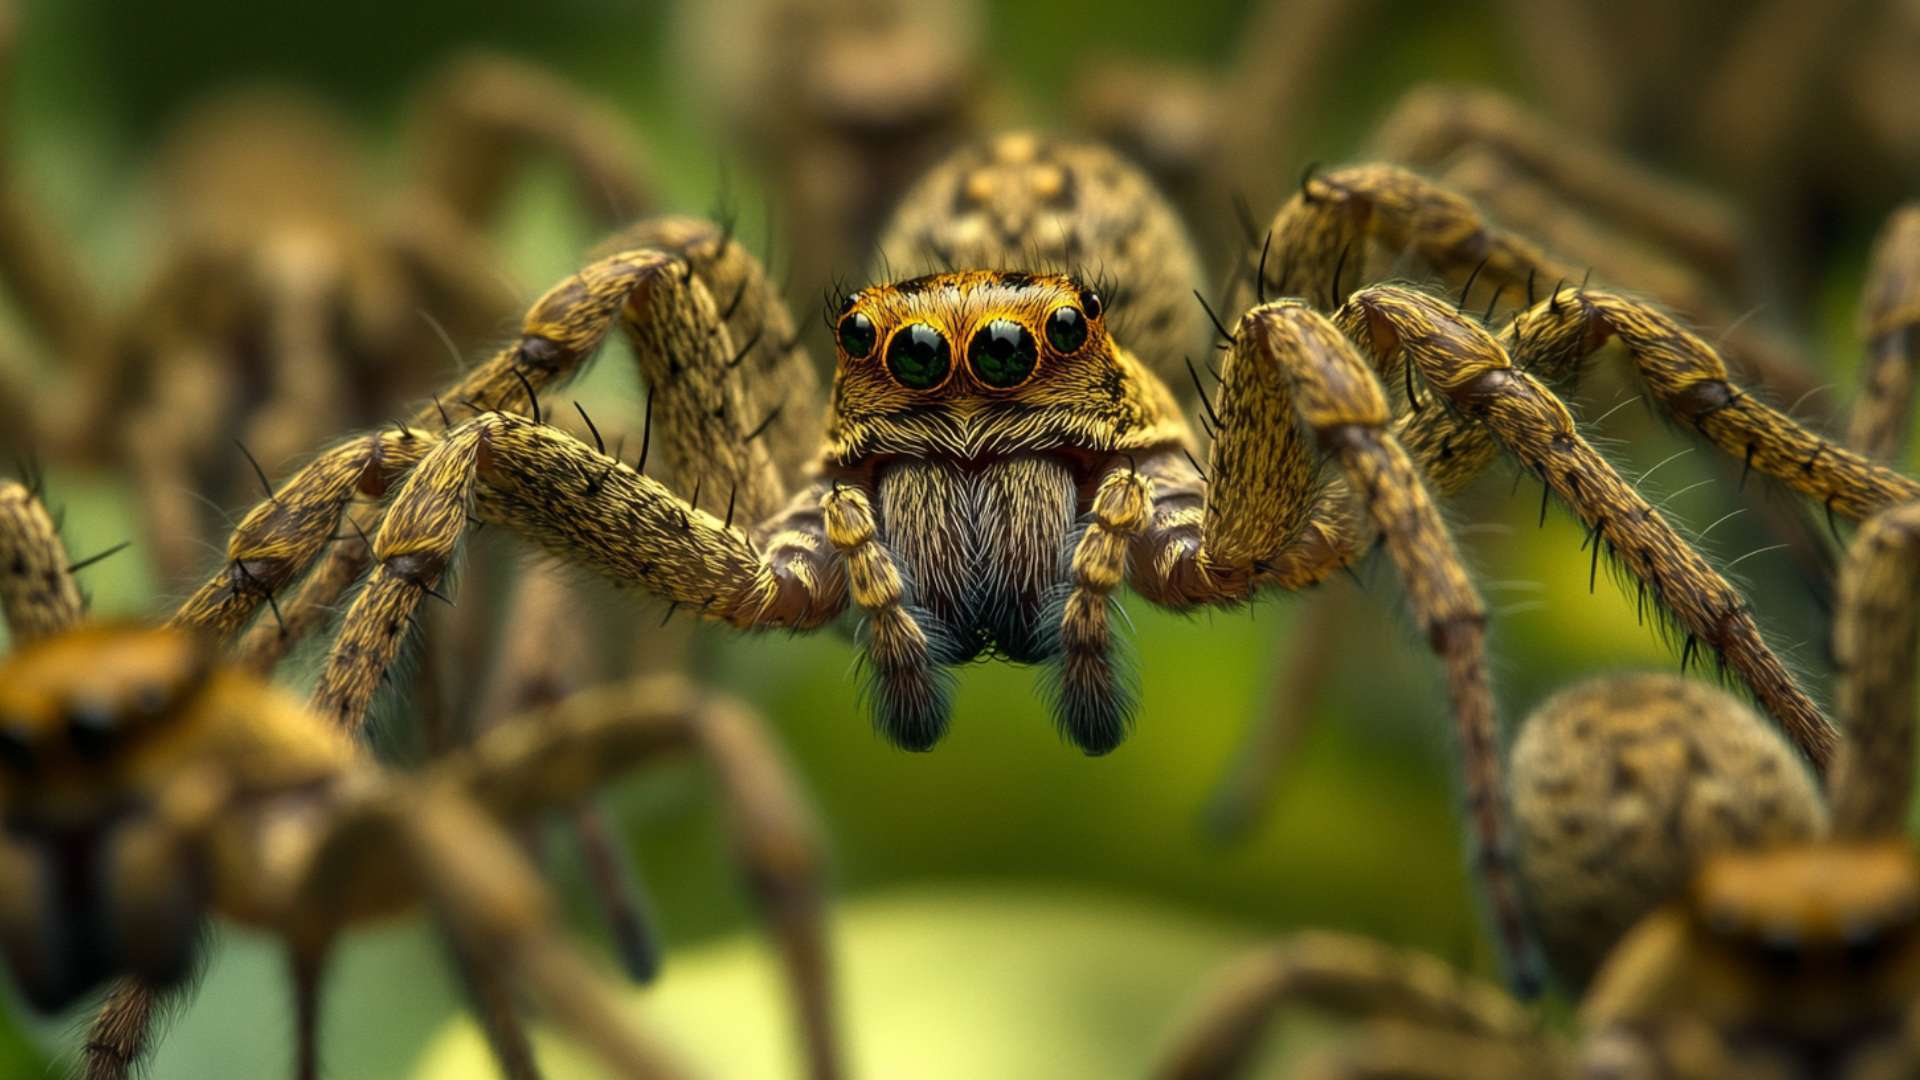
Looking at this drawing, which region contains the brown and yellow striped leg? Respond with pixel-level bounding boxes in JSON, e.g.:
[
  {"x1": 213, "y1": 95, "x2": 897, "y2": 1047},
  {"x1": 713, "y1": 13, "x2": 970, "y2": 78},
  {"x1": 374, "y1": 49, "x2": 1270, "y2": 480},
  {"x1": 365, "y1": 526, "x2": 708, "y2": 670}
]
[
  {"x1": 1848, "y1": 206, "x2": 1920, "y2": 464},
  {"x1": 820, "y1": 483, "x2": 950, "y2": 751},
  {"x1": 1497, "y1": 288, "x2": 1920, "y2": 524},
  {"x1": 1152, "y1": 931, "x2": 1537, "y2": 1080},
  {"x1": 1050, "y1": 467, "x2": 1152, "y2": 755},
  {"x1": 1343, "y1": 285, "x2": 1835, "y2": 766},
  {"x1": 1179, "y1": 301, "x2": 1542, "y2": 993},
  {"x1": 310, "y1": 414, "x2": 832, "y2": 732},
  {"x1": 1828, "y1": 502, "x2": 1920, "y2": 838},
  {"x1": 0, "y1": 479, "x2": 81, "y2": 642},
  {"x1": 173, "y1": 247, "x2": 681, "y2": 642},
  {"x1": 1241, "y1": 164, "x2": 1820, "y2": 408},
  {"x1": 440, "y1": 675, "x2": 841, "y2": 1080},
  {"x1": 598, "y1": 218, "x2": 822, "y2": 488}
]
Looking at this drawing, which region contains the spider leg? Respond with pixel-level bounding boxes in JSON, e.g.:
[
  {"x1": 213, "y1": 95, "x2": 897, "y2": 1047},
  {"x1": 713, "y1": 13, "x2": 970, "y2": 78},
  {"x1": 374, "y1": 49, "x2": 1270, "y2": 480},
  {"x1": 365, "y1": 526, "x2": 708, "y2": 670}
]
[
  {"x1": 598, "y1": 218, "x2": 822, "y2": 488},
  {"x1": 1151, "y1": 931, "x2": 1536, "y2": 1080},
  {"x1": 0, "y1": 479, "x2": 82, "y2": 642},
  {"x1": 821, "y1": 481, "x2": 952, "y2": 750},
  {"x1": 1829, "y1": 501, "x2": 1920, "y2": 838},
  {"x1": 478, "y1": 565, "x2": 666, "y2": 984},
  {"x1": 300, "y1": 785, "x2": 690, "y2": 1079},
  {"x1": 310, "y1": 414, "x2": 834, "y2": 731},
  {"x1": 1149, "y1": 300, "x2": 1543, "y2": 993},
  {"x1": 437, "y1": 674, "x2": 840, "y2": 1080},
  {"x1": 1495, "y1": 288, "x2": 1920, "y2": 524},
  {"x1": 1367, "y1": 85, "x2": 1743, "y2": 284},
  {"x1": 407, "y1": 51, "x2": 655, "y2": 230},
  {"x1": 1276, "y1": 1020, "x2": 1569, "y2": 1080},
  {"x1": 1242, "y1": 163, "x2": 1821, "y2": 409},
  {"x1": 1342, "y1": 285, "x2": 1836, "y2": 765},
  {"x1": 1846, "y1": 205, "x2": 1920, "y2": 464},
  {"x1": 1202, "y1": 587, "x2": 1348, "y2": 837},
  {"x1": 1047, "y1": 466, "x2": 1152, "y2": 755},
  {"x1": 172, "y1": 247, "x2": 681, "y2": 642}
]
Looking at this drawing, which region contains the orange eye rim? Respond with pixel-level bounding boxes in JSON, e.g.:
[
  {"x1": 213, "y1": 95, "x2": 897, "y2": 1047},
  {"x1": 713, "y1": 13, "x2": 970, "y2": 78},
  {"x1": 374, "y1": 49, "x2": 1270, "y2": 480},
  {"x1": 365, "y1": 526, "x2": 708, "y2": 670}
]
[
  {"x1": 966, "y1": 317, "x2": 1042, "y2": 391},
  {"x1": 883, "y1": 321, "x2": 955, "y2": 391}
]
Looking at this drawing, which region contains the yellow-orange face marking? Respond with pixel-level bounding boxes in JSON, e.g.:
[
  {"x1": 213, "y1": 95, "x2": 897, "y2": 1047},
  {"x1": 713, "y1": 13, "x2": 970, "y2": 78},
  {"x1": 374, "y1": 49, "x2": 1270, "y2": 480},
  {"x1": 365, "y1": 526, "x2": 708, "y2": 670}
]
[
  {"x1": 832, "y1": 270, "x2": 1104, "y2": 397},
  {"x1": 0, "y1": 625, "x2": 210, "y2": 793}
]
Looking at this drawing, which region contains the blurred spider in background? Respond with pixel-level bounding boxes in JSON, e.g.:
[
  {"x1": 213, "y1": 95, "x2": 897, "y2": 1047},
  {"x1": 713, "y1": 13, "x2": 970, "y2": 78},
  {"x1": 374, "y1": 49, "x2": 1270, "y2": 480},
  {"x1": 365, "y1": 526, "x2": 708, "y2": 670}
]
[
  {"x1": 1154, "y1": 493, "x2": 1920, "y2": 1079},
  {"x1": 0, "y1": 25, "x2": 652, "y2": 583}
]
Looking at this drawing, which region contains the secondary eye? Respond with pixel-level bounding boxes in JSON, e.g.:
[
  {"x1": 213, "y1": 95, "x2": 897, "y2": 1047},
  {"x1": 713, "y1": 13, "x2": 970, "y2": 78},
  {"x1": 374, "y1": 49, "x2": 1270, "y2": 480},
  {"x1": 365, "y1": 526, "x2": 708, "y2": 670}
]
[
  {"x1": 968, "y1": 319, "x2": 1038, "y2": 388},
  {"x1": 886, "y1": 323, "x2": 951, "y2": 389},
  {"x1": 1044, "y1": 305, "x2": 1088, "y2": 353},
  {"x1": 837, "y1": 312, "x2": 877, "y2": 359}
]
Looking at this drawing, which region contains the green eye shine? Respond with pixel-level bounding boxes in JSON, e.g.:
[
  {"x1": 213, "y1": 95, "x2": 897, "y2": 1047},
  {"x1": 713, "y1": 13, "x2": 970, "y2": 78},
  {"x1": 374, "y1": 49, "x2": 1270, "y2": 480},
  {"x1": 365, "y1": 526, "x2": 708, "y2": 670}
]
[
  {"x1": 886, "y1": 322, "x2": 951, "y2": 389},
  {"x1": 968, "y1": 319, "x2": 1038, "y2": 388},
  {"x1": 1045, "y1": 305, "x2": 1088, "y2": 353},
  {"x1": 838, "y1": 311, "x2": 877, "y2": 358}
]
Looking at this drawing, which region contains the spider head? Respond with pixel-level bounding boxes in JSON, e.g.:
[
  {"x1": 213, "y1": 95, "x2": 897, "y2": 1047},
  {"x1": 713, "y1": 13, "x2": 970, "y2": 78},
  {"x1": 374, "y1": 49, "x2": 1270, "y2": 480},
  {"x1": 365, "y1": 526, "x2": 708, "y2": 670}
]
[
  {"x1": 1667, "y1": 842, "x2": 1920, "y2": 1039},
  {"x1": 823, "y1": 270, "x2": 1182, "y2": 464},
  {"x1": 0, "y1": 625, "x2": 218, "y2": 1011}
]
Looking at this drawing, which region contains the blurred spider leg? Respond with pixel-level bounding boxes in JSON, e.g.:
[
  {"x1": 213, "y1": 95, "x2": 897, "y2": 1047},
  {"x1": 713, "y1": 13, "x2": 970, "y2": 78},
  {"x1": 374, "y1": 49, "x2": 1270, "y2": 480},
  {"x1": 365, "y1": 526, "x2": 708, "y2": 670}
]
[
  {"x1": 1828, "y1": 502, "x2": 1920, "y2": 838},
  {"x1": 311, "y1": 788, "x2": 690, "y2": 1079},
  {"x1": 1276, "y1": 1021, "x2": 1562, "y2": 1080},
  {"x1": 480, "y1": 565, "x2": 666, "y2": 983},
  {"x1": 1049, "y1": 466, "x2": 1152, "y2": 755},
  {"x1": 1846, "y1": 205, "x2": 1920, "y2": 463},
  {"x1": 0, "y1": 152, "x2": 105, "y2": 384},
  {"x1": 1692, "y1": 0, "x2": 1858, "y2": 189},
  {"x1": 1497, "y1": 289, "x2": 1920, "y2": 523},
  {"x1": 441, "y1": 930, "x2": 541, "y2": 1080},
  {"x1": 440, "y1": 675, "x2": 840, "y2": 1080},
  {"x1": 408, "y1": 52, "x2": 656, "y2": 230},
  {"x1": 1178, "y1": 301, "x2": 1542, "y2": 992},
  {"x1": 1341, "y1": 286, "x2": 1835, "y2": 765},
  {"x1": 822, "y1": 481, "x2": 951, "y2": 751},
  {"x1": 1204, "y1": 586, "x2": 1348, "y2": 837},
  {"x1": 175, "y1": 248, "x2": 682, "y2": 644},
  {"x1": 1216, "y1": 0, "x2": 1376, "y2": 207},
  {"x1": 0, "y1": 479, "x2": 82, "y2": 641},
  {"x1": 1367, "y1": 85, "x2": 1740, "y2": 281},
  {"x1": 1245, "y1": 165, "x2": 1820, "y2": 407},
  {"x1": 1489, "y1": 0, "x2": 1624, "y2": 138},
  {"x1": 312, "y1": 414, "x2": 837, "y2": 731},
  {"x1": 1152, "y1": 931, "x2": 1536, "y2": 1080}
]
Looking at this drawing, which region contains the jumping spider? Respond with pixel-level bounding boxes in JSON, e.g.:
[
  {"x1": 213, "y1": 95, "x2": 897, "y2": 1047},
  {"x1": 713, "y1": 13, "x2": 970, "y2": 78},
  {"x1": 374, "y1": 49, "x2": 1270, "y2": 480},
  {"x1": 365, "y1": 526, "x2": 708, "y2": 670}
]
[
  {"x1": 169, "y1": 125, "x2": 1920, "y2": 1019},
  {"x1": 1152, "y1": 496, "x2": 1920, "y2": 1079},
  {"x1": 0, "y1": 478, "x2": 827, "y2": 1080}
]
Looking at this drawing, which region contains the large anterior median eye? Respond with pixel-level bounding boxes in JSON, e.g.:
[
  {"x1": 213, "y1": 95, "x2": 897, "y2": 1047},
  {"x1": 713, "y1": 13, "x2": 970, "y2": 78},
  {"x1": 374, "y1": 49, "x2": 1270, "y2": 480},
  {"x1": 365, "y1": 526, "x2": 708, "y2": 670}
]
[
  {"x1": 886, "y1": 322, "x2": 951, "y2": 389},
  {"x1": 1044, "y1": 305, "x2": 1088, "y2": 353},
  {"x1": 968, "y1": 319, "x2": 1038, "y2": 388},
  {"x1": 837, "y1": 311, "x2": 877, "y2": 358}
]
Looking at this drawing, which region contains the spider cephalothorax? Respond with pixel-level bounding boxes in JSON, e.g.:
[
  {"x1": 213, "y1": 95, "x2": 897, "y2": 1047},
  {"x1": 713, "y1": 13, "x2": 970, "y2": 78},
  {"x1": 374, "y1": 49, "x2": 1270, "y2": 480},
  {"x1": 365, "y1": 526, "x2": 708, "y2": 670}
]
[
  {"x1": 819, "y1": 270, "x2": 1186, "y2": 683},
  {"x1": 824, "y1": 271, "x2": 1186, "y2": 463}
]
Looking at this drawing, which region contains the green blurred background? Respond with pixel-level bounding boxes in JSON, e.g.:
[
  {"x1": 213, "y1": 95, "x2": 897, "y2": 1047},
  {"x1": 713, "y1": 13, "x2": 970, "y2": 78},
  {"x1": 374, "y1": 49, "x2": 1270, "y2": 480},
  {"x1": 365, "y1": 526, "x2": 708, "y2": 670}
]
[{"x1": 0, "y1": 1, "x2": 1906, "y2": 1076}]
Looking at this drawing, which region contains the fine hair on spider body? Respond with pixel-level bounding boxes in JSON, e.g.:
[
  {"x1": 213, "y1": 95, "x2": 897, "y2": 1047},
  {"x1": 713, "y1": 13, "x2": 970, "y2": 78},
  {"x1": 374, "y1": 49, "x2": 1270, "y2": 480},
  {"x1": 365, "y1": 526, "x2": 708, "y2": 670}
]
[{"x1": 181, "y1": 128, "x2": 1919, "y2": 1005}]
